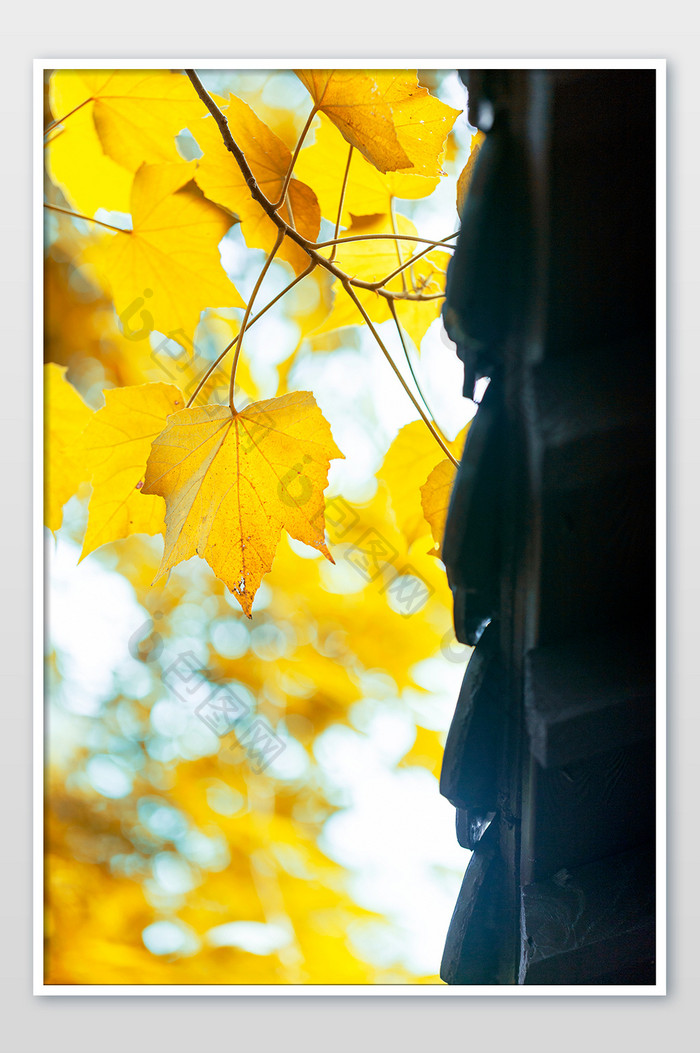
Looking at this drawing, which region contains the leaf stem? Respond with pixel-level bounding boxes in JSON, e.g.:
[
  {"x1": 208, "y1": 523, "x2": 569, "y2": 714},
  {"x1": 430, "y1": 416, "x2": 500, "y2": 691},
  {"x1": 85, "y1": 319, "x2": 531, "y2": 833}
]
[
  {"x1": 186, "y1": 262, "x2": 316, "y2": 408},
  {"x1": 44, "y1": 96, "x2": 93, "y2": 135},
  {"x1": 342, "y1": 280, "x2": 458, "y2": 467},
  {"x1": 229, "y1": 229, "x2": 285, "y2": 412},
  {"x1": 272, "y1": 105, "x2": 317, "y2": 210},
  {"x1": 43, "y1": 202, "x2": 129, "y2": 234},
  {"x1": 389, "y1": 198, "x2": 407, "y2": 294},
  {"x1": 388, "y1": 300, "x2": 449, "y2": 444},
  {"x1": 184, "y1": 71, "x2": 400, "y2": 295},
  {"x1": 184, "y1": 69, "x2": 453, "y2": 436},
  {"x1": 382, "y1": 290, "x2": 446, "y2": 302},
  {"x1": 373, "y1": 240, "x2": 452, "y2": 291},
  {"x1": 315, "y1": 231, "x2": 459, "y2": 250},
  {"x1": 329, "y1": 144, "x2": 353, "y2": 264}
]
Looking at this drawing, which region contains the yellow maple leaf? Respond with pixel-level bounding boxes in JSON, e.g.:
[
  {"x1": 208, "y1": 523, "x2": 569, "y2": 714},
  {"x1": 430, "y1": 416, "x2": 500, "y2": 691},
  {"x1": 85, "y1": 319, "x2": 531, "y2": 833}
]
[
  {"x1": 141, "y1": 392, "x2": 344, "y2": 616},
  {"x1": 456, "y1": 130, "x2": 486, "y2": 217},
  {"x1": 79, "y1": 382, "x2": 185, "y2": 559},
  {"x1": 372, "y1": 72, "x2": 461, "y2": 178},
  {"x1": 295, "y1": 112, "x2": 438, "y2": 225},
  {"x1": 44, "y1": 364, "x2": 93, "y2": 532},
  {"x1": 295, "y1": 70, "x2": 413, "y2": 174},
  {"x1": 192, "y1": 95, "x2": 320, "y2": 276},
  {"x1": 314, "y1": 212, "x2": 450, "y2": 352},
  {"x1": 420, "y1": 457, "x2": 459, "y2": 557},
  {"x1": 378, "y1": 420, "x2": 469, "y2": 549},
  {"x1": 49, "y1": 70, "x2": 213, "y2": 170},
  {"x1": 101, "y1": 161, "x2": 243, "y2": 340},
  {"x1": 46, "y1": 103, "x2": 133, "y2": 217}
]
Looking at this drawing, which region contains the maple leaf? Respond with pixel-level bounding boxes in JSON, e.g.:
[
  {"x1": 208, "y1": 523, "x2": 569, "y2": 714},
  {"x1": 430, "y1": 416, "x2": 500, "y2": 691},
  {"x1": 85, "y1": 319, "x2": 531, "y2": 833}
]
[
  {"x1": 45, "y1": 364, "x2": 93, "y2": 532},
  {"x1": 46, "y1": 104, "x2": 134, "y2": 216},
  {"x1": 295, "y1": 71, "x2": 413, "y2": 174},
  {"x1": 101, "y1": 161, "x2": 243, "y2": 339},
  {"x1": 50, "y1": 70, "x2": 216, "y2": 173},
  {"x1": 192, "y1": 94, "x2": 320, "y2": 276},
  {"x1": 141, "y1": 392, "x2": 344, "y2": 617},
  {"x1": 295, "y1": 112, "x2": 438, "y2": 225},
  {"x1": 378, "y1": 420, "x2": 469, "y2": 548},
  {"x1": 420, "y1": 457, "x2": 458, "y2": 557},
  {"x1": 372, "y1": 72, "x2": 462, "y2": 179},
  {"x1": 456, "y1": 130, "x2": 486, "y2": 217},
  {"x1": 79, "y1": 382, "x2": 185, "y2": 559}
]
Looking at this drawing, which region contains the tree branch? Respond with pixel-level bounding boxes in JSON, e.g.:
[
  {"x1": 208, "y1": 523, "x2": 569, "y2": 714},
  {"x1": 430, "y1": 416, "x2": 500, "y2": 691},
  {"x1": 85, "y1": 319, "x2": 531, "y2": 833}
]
[
  {"x1": 342, "y1": 281, "x2": 458, "y2": 467},
  {"x1": 184, "y1": 69, "x2": 455, "y2": 459},
  {"x1": 184, "y1": 70, "x2": 438, "y2": 299},
  {"x1": 314, "y1": 231, "x2": 458, "y2": 250}
]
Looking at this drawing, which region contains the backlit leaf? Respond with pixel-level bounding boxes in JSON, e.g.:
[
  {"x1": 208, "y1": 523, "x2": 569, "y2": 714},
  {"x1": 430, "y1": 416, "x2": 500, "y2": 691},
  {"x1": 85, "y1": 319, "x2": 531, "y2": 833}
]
[
  {"x1": 372, "y1": 72, "x2": 461, "y2": 178},
  {"x1": 142, "y1": 392, "x2": 344, "y2": 616},
  {"x1": 456, "y1": 130, "x2": 485, "y2": 217},
  {"x1": 192, "y1": 95, "x2": 320, "y2": 276},
  {"x1": 79, "y1": 382, "x2": 185, "y2": 558},
  {"x1": 44, "y1": 364, "x2": 93, "y2": 531},
  {"x1": 420, "y1": 457, "x2": 458, "y2": 557},
  {"x1": 101, "y1": 162, "x2": 243, "y2": 339},
  {"x1": 314, "y1": 212, "x2": 450, "y2": 352},
  {"x1": 295, "y1": 70, "x2": 412, "y2": 173},
  {"x1": 379, "y1": 420, "x2": 468, "y2": 549},
  {"x1": 295, "y1": 112, "x2": 438, "y2": 224},
  {"x1": 49, "y1": 70, "x2": 213, "y2": 172}
]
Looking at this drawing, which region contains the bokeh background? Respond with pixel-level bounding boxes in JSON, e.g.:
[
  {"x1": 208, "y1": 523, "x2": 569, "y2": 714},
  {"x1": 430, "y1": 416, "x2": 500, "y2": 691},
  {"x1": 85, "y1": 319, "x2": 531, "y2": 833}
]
[{"x1": 44, "y1": 68, "x2": 481, "y2": 984}]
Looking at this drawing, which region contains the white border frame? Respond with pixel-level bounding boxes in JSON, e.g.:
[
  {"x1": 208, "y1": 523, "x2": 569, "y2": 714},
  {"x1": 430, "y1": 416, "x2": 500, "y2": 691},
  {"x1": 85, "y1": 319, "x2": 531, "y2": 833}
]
[{"x1": 34, "y1": 57, "x2": 667, "y2": 997}]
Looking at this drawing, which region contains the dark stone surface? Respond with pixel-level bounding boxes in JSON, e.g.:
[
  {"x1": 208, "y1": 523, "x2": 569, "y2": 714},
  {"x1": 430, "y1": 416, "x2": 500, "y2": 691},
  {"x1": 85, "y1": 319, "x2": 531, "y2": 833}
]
[
  {"x1": 520, "y1": 846, "x2": 656, "y2": 985},
  {"x1": 439, "y1": 68, "x2": 657, "y2": 986},
  {"x1": 440, "y1": 622, "x2": 505, "y2": 811},
  {"x1": 525, "y1": 635, "x2": 655, "y2": 768}
]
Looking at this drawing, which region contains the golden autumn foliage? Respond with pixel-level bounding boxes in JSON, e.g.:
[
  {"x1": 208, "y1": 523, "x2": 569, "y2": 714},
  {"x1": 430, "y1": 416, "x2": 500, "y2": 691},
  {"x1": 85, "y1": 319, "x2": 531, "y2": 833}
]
[
  {"x1": 43, "y1": 66, "x2": 481, "y2": 986},
  {"x1": 142, "y1": 393, "x2": 343, "y2": 617}
]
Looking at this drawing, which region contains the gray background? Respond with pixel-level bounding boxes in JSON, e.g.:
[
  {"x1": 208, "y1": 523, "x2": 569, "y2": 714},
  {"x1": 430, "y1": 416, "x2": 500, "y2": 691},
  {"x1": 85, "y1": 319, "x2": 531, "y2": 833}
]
[{"x1": 2, "y1": 6, "x2": 697, "y2": 1050}]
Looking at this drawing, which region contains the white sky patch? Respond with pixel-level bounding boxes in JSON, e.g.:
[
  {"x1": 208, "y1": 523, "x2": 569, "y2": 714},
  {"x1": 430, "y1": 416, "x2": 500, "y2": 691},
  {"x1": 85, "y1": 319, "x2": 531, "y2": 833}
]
[
  {"x1": 47, "y1": 534, "x2": 150, "y2": 718},
  {"x1": 315, "y1": 708, "x2": 469, "y2": 976}
]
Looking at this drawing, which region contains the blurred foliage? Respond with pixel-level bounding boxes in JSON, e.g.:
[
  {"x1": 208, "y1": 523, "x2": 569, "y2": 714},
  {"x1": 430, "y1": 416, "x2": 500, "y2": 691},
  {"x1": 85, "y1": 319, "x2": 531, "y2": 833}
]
[{"x1": 43, "y1": 67, "x2": 476, "y2": 985}]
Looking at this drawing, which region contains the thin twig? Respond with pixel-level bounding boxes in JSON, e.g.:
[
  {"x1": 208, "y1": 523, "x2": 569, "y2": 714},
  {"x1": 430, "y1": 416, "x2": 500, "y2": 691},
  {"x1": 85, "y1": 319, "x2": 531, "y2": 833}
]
[
  {"x1": 343, "y1": 281, "x2": 458, "y2": 467},
  {"x1": 272, "y1": 105, "x2": 317, "y2": 210},
  {"x1": 375, "y1": 243, "x2": 449, "y2": 292},
  {"x1": 184, "y1": 69, "x2": 455, "y2": 459},
  {"x1": 44, "y1": 97, "x2": 93, "y2": 135},
  {"x1": 388, "y1": 300, "x2": 449, "y2": 444},
  {"x1": 229, "y1": 229, "x2": 285, "y2": 411},
  {"x1": 43, "y1": 202, "x2": 129, "y2": 235},
  {"x1": 382, "y1": 290, "x2": 446, "y2": 302},
  {"x1": 389, "y1": 198, "x2": 407, "y2": 294},
  {"x1": 315, "y1": 231, "x2": 459, "y2": 250},
  {"x1": 329, "y1": 144, "x2": 353, "y2": 264},
  {"x1": 186, "y1": 262, "x2": 316, "y2": 408},
  {"x1": 43, "y1": 128, "x2": 66, "y2": 147},
  {"x1": 184, "y1": 70, "x2": 399, "y2": 294}
]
